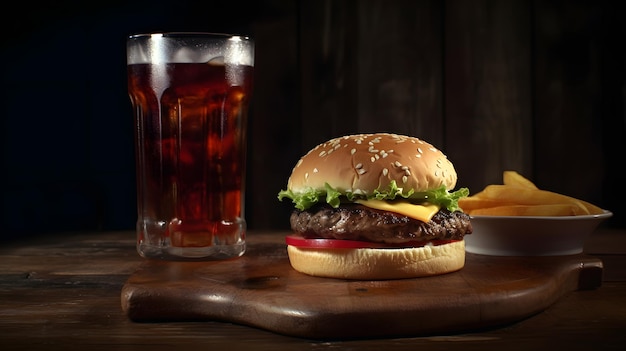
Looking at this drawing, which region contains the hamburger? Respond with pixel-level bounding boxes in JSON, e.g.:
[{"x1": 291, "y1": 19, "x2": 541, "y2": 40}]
[{"x1": 277, "y1": 133, "x2": 472, "y2": 279}]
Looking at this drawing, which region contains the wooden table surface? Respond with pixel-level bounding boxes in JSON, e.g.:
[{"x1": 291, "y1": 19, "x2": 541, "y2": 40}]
[{"x1": 1, "y1": 228, "x2": 625, "y2": 350}]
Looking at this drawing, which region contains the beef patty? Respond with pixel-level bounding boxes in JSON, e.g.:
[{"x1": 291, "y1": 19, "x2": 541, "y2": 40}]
[{"x1": 290, "y1": 204, "x2": 473, "y2": 244}]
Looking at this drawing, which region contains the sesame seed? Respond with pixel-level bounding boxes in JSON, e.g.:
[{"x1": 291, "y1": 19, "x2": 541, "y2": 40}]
[
  {"x1": 313, "y1": 168, "x2": 319, "y2": 173},
  {"x1": 402, "y1": 175, "x2": 408, "y2": 183},
  {"x1": 394, "y1": 161, "x2": 402, "y2": 167},
  {"x1": 371, "y1": 156, "x2": 376, "y2": 162},
  {"x1": 351, "y1": 148, "x2": 356, "y2": 155},
  {"x1": 357, "y1": 169, "x2": 367, "y2": 175},
  {"x1": 305, "y1": 173, "x2": 309, "y2": 179},
  {"x1": 355, "y1": 163, "x2": 363, "y2": 169},
  {"x1": 383, "y1": 168, "x2": 389, "y2": 176},
  {"x1": 319, "y1": 150, "x2": 326, "y2": 157},
  {"x1": 417, "y1": 148, "x2": 423, "y2": 154}
]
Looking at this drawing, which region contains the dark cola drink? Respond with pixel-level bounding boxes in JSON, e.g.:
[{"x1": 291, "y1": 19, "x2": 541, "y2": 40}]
[{"x1": 127, "y1": 33, "x2": 254, "y2": 260}]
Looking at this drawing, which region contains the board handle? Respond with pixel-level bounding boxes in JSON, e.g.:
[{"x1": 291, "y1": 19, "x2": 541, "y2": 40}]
[{"x1": 577, "y1": 258, "x2": 603, "y2": 290}]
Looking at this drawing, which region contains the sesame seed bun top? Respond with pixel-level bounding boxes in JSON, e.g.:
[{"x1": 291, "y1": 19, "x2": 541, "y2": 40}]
[{"x1": 287, "y1": 133, "x2": 458, "y2": 196}]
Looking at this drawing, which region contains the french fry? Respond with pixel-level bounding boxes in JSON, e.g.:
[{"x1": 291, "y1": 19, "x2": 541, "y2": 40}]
[
  {"x1": 575, "y1": 199, "x2": 605, "y2": 215},
  {"x1": 458, "y1": 197, "x2": 515, "y2": 212},
  {"x1": 503, "y1": 170, "x2": 538, "y2": 190},
  {"x1": 478, "y1": 185, "x2": 590, "y2": 214},
  {"x1": 462, "y1": 171, "x2": 605, "y2": 216},
  {"x1": 468, "y1": 204, "x2": 587, "y2": 216}
]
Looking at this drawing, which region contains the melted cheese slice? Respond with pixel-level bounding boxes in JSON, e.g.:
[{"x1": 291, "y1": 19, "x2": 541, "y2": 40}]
[{"x1": 355, "y1": 199, "x2": 440, "y2": 223}]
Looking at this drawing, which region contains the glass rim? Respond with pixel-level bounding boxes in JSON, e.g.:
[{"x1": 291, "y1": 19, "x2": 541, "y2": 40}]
[{"x1": 128, "y1": 32, "x2": 252, "y2": 41}]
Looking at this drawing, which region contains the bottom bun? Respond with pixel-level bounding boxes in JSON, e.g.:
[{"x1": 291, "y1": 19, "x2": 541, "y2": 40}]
[{"x1": 287, "y1": 240, "x2": 466, "y2": 280}]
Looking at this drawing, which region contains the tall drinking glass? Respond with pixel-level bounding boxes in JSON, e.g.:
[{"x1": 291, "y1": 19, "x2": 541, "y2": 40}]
[{"x1": 127, "y1": 33, "x2": 254, "y2": 260}]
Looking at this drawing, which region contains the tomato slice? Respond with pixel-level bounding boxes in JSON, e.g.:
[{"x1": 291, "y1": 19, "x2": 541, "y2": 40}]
[{"x1": 285, "y1": 235, "x2": 457, "y2": 249}]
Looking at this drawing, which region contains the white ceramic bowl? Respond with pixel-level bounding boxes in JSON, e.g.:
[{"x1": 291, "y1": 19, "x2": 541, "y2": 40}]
[{"x1": 465, "y1": 211, "x2": 613, "y2": 256}]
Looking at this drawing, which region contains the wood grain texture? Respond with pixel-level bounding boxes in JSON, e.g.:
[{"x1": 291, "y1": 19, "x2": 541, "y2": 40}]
[
  {"x1": 354, "y1": 0, "x2": 443, "y2": 140},
  {"x1": 533, "y1": 0, "x2": 610, "y2": 207},
  {"x1": 2, "y1": 0, "x2": 623, "y2": 238},
  {"x1": 246, "y1": 3, "x2": 301, "y2": 230},
  {"x1": 298, "y1": 0, "x2": 361, "y2": 148},
  {"x1": 298, "y1": 0, "x2": 445, "y2": 145},
  {"x1": 251, "y1": 0, "x2": 624, "y2": 231},
  {"x1": 121, "y1": 237, "x2": 602, "y2": 339},
  {"x1": 444, "y1": 0, "x2": 533, "y2": 194},
  {"x1": 1, "y1": 230, "x2": 625, "y2": 349}
]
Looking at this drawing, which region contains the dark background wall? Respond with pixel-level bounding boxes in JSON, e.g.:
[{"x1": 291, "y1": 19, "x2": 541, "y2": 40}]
[{"x1": 2, "y1": 0, "x2": 624, "y2": 240}]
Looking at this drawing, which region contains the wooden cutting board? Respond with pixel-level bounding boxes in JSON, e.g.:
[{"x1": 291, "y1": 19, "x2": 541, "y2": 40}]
[{"x1": 121, "y1": 234, "x2": 603, "y2": 340}]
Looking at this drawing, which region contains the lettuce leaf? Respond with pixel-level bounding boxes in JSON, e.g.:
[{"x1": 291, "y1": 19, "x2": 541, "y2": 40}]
[{"x1": 277, "y1": 180, "x2": 469, "y2": 212}]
